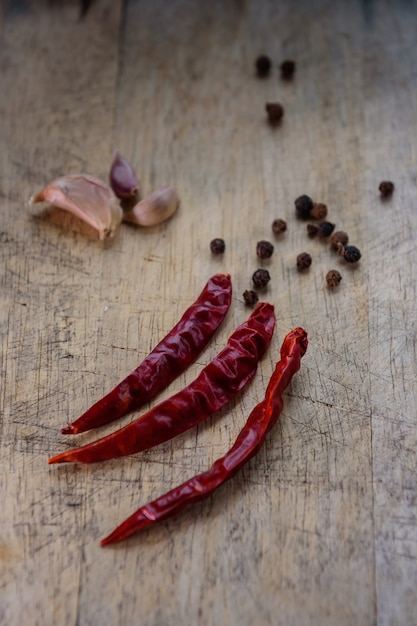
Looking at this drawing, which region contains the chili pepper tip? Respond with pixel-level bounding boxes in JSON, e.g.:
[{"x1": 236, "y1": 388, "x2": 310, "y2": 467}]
[
  {"x1": 100, "y1": 513, "x2": 152, "y2": 546},
  {"x1": 61, "y1": 424, "x2": 77, "y2": 435},
  {"x1": 100, "y1": 524, "x2": 137, "y2": 546},
  {"x1": 100, "y1": 533, "x2": 119, "y2": 547},
  {"x1": 48, "y1": 451, "x2": 74, "y2": 464}
]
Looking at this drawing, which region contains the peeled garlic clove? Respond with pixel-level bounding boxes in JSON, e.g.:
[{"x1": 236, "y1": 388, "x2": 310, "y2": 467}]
[
  {"x1": 109, "y1": 151, "x2": 140, "y2": 199},
  {"x1": 30, "y1": 174, "x2": 123, "y2": 239},
  {"x1": 123, "y1": 186, "x2": 179, "y2": 226}
]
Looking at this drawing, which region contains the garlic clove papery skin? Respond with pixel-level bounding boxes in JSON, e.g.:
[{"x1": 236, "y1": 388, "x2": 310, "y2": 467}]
[
  {"x1": 109, "y1": 151, "x2": 140, "y2": 200},
  {"x1": 122, "y1": 186, "x2": 179, "y2": 226},
  {"x1": 30, "y1": 174, "x2": 123, "y2": 239}
]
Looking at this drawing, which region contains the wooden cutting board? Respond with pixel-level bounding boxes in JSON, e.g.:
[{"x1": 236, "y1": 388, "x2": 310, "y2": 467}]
[{"x1": 1, "y1": 1, "x2": 416, "y2": 624}]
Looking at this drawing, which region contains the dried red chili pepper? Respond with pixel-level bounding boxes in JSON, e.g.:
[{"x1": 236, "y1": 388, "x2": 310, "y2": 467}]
[
  {"x1": 49, "y1": 302, "x2": 276, "y2": 465},
  {"x1": 61, "y1": 274, "x2": 232, "y2": 435},
  {"x1": 99, "y1": 326, "x2": 307, "y2": 545}
]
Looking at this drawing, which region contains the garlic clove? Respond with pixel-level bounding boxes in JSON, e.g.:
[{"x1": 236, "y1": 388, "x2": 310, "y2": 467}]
[
  {"x1": 109, "y1": 151, "x2": 140, "y2": 200},
  {"x1": 122, "y1": 186, "x2": 179, "y2": 227},
  {"x1": 30, "y1": 174, "x2": 123, "y2": 239}
]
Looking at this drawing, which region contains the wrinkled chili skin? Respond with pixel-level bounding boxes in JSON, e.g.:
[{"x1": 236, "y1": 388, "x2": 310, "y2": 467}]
[
  {"x1": 49, "y1": 302, "x2": 276, "y2": 465},
  {"x1": 61, "y1": 274, "x2": 232, "y2": 435},
  {"x1": 100, "y1": 327, "x2": 307, "y2": 545}
]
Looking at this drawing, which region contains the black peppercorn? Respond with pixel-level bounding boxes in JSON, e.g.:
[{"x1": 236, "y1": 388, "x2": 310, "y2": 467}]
[
  {"x1": 343, "y1": 245, "x2": 361, "y2": 263},
  {"x1": 311, "y1": 202, "x2": 328, "y2": 220},
  {"x1": 252, "y1": 268, "x2": 271, "y2": 289},
  {"x1": 379, "y1": 180, "x2": 394, "y2": 197},
  {"x1": 256, "y1": 240, "x2": 274, "y2": 259},
  {"x1": 295, "y1": 195, "x2": 314, "y2": 219},
  {"x1": 306, "y1": 224, "x2": 318, "y2": 237},
  {"x1": 330, "y1": 230, "x2": 349, "y2": 251},
  {"x1": 317, "y1": 221, "x2": 335, "y2": 238},
  {"x1": 326, "y1": 269, "x2": 342, "y2": 287},
  {"x1": 296, "y1": 252, "x2": 312, "y2": 270},
  {"x1": 210, "y1": 238, "x2": 225, "y2": 255},
  {"x1": 255, "y1": 55, "x2": 272, "y2": 77},
  {"x1": 272, "y1": 218, "x2": 287, "y2": 235},
  {"x1": 265, "y1": 102, "x2": 284, "y2": 124},
  {"x1": 280, "y1": 59, "x2": 296, "y2": 80},
  {"x1": 243, "y1": 290, "x2": 259, "y2": 306}
]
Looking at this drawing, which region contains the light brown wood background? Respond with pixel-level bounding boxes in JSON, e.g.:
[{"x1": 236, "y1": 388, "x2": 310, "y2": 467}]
[{"x1": 1, "y1": 1, "x2": 416, "y2": 624}]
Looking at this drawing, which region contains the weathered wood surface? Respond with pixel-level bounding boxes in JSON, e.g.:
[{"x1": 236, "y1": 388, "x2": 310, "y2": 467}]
[{"x1": 1, "y1": 1, "x2": 416, "y2": 624}]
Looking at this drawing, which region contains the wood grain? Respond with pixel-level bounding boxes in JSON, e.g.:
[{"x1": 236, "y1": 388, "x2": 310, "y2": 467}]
[{"x1": 1, "y1": 1, "x2": 417, "y2": 625}]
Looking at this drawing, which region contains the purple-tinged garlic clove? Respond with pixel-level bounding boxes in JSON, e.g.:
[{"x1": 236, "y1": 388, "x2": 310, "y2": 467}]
[
  {"x1": 30, "y1": 174, "x2": 123, "y2": 239},
  {"x1": 123, "y1": 186, "x2": 179, "y2": 226},
  {"x1": 109, "y1": 151, "x2": 140, "y2": 200}
]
